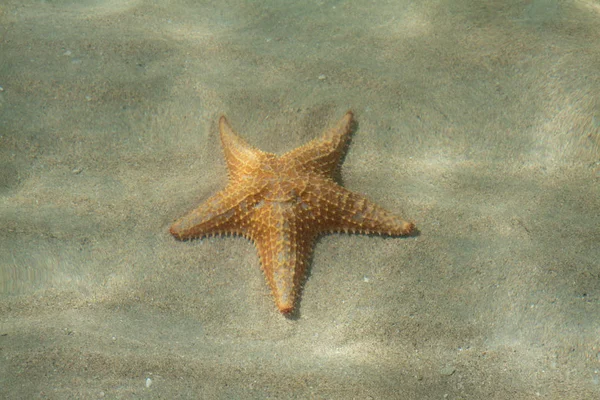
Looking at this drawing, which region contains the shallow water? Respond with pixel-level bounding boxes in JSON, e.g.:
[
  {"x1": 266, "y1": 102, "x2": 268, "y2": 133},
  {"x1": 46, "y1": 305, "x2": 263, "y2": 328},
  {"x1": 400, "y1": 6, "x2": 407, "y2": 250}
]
[{"x1": 1, "y1": 0, "x2": 599, "y2": 398}]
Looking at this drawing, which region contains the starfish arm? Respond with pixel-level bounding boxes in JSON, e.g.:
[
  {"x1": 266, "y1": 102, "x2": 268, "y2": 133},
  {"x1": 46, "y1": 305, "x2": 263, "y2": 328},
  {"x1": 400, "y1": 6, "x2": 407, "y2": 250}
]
[
  {"x1": 304, "y1": 178, "x2": 415, "y2": 236},
  {"x1": 219, "y1": 116, "x2": 272, "y2": 182},
  {"x1": 169, "y1": 184, "x2": 259, "y2": 240},
  {"x1": 250, "y1": 203, "x2": 318, "y2": 314},
  {"x1": 280, "y1": 111, "x2": 354, "y2": 177}
]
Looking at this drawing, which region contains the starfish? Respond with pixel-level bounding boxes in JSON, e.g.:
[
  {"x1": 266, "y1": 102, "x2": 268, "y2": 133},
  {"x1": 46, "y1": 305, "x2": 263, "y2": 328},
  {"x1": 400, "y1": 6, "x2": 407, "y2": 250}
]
[{"x1": 170, "y1": 111, "x2": 415, "y2": 314}]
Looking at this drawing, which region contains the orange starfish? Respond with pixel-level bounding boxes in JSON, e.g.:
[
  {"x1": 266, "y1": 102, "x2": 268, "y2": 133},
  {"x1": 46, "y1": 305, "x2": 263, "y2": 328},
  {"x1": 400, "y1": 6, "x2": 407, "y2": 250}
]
[{"x1": 170, "y1": 111, "x2": 415, "y2": 314}]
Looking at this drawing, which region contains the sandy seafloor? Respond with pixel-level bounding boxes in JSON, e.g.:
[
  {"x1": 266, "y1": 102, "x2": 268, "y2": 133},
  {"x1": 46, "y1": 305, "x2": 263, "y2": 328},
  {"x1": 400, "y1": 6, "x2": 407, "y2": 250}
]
[{"x1": 1, "y1": 0, "x2": 599, "y2": 398}]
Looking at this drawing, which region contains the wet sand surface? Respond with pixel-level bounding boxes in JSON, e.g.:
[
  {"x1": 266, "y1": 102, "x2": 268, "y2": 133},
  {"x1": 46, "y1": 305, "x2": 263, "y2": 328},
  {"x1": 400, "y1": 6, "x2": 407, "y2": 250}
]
[{"x1": 1, "y1": 1, "x2": 599, "y2": 398}]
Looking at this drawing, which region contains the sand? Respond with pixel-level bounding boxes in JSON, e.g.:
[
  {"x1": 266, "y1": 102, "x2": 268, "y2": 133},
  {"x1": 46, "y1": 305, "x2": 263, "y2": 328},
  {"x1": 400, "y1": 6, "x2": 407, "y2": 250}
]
[{"x1": 1, "y1": 0, "x2": 599, "y2": 398}]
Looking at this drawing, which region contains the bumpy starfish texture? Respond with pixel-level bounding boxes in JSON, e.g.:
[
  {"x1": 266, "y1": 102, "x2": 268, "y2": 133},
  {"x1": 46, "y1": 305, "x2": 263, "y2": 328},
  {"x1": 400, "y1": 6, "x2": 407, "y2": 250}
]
[{"x1": 170, "y1": 111, "x2": 415, "y2": 314}]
